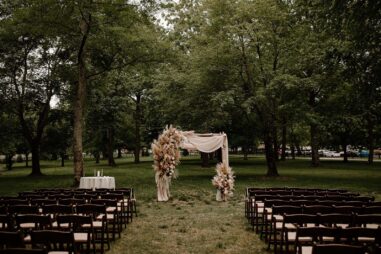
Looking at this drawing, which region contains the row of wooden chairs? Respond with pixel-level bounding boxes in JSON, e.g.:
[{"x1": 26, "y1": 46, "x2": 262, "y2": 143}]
[
  {"x1": 0, "y1": 230, "x2": 76, "y2": 254},
  {"x1": 256, "y1": 202, "x2": 381, "y2": 234},
  {"x1": 1, "y1": 211, "x2": 112, "y2": 253},
  {"x1": 294, "y1": 227, "x2": 381, "y2": 254},
  {"x1": 250, "y1": 200, "x2": 378, "y2": 233},
  {"x1": 268, "y1": 213, "x2": 381, "y2": 253},
  {"x1": 14, "y1": 187, "x2": 137, "y2": 218},
  {"x1": 1, "y1": 193, "x2": 133, "y2": 225},
  {"x1": 247, "y1": 195, "x2": 375, "y2": 219}
]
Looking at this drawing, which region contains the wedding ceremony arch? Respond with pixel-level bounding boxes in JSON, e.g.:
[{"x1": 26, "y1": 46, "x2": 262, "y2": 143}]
[{"x1": 152, "y1": 126, "x2": 234, "y2": 202}]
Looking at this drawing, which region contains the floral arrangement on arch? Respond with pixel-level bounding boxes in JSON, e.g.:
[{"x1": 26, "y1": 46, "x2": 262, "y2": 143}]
[
  {"x1": 152, "y1": 125, "x2": 183, "y2": 181},
  {"x1": 212, "y1": 163, "x2": 235, "y2": 201}
]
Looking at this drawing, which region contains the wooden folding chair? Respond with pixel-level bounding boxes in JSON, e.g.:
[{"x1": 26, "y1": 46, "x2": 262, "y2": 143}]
[
  {"x1": 31, "y1": 230, "x2": 76, "y2": 254},
  {"x1": 0, "y1": 231, "x2": 25, "y2": 249}
]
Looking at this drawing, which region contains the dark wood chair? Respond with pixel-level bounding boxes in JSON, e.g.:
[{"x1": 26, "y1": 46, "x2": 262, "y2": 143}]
[
  {"x1": 8, "y1": 205, "x2": 39, "y2": 215},
  {"x1": 0, "y1": 215, "x2": 13, "y2": 231},
  {"x1": 31, "y1": 230, "x2": 76, "y2": 254},
  {"x1": 76, "y1": 203, "x2": 109, "y2": 253},
  {"x1": 57, "y1": 214, "x2": 95, "y2": 254},
  {"x1": 318, "y1": 213, "x2": 354, "y2": 228},
  {"x1": 0, "y1": 231, "x2": 25, "y2": 249},
  {"x1": 354, "y1": 214, "x2": 381, "y2": 229},
  {"x1": 303, "y1": 205, "x2": 333, "y2": 215}
]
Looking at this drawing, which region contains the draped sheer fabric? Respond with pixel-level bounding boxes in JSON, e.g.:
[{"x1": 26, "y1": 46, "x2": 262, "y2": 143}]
[{"x1": 180, "y1": 131, "x2": 229, "y2": 166}]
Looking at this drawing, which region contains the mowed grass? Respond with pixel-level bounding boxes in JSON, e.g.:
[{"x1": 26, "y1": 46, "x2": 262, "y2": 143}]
[{"x1": 0, "y1": 156, "x2": 380, "y2": 254}]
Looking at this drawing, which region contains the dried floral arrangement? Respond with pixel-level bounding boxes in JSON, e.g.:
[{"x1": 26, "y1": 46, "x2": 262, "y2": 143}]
[
  {"x1": 152, "y1": 126, "x2": 183, "y2": 201},
  {"x1": 212, "y1": 163, "x2": 235, "y2": 200}
]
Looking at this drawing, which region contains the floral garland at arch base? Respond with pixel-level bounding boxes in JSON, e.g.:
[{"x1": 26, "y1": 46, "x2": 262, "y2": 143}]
[
  {"x1": 152, "y1": 126, "x2": 183, "y2": 202},
  {"x1": 152, "y1": 126, "x2": 235, "y2": 202}
]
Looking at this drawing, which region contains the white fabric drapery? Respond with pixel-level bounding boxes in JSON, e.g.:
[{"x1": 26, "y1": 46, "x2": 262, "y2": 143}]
[{"x1": 180, "y1": 131, "x2": 229, "y2": 166}]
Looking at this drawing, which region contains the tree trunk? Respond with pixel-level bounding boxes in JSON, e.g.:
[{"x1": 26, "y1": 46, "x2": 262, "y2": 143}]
[
  {"x1": 243, "y1": 145, "x2": 248, "y2": 160},
  {"x1": 134, "y1": 94, "x2": 141, "y2": 164},
  {"x1": 296, "y1": 144, "x2": 302, "y2": 156},
  {"x1": 201, "y1": 152, "x2": 209, "y2": 167},
  {"x1": 273, "y1": 125, "x2": 279, "y2": 161},
  {"x1": 367, "y1": 119, "x2": 374, "y2": 164},
  {"x1": 310, "y1": 123, "x2": 320, "y2": 167},
  {"x1": 95, "y1": 151, "x2": 100, "y2": 164},
  {"x1": 281, "y1": 121, "x2": 287, "y2": 161},
  {"x1": 117, "y1": 148, "x2": 122, "y2": 158},
  {"x1": 25, "y1": 152, "x2": 29, "y2": 167},
  {"x1": 291, "y1": 144, "x2": 295, "y2": 160},
  {"x1": 73, "y1": 13, "x2": 91, "y2": 186},
  {"x1": 30, "y1": 143, "x2": 42, "y2": 176},
  {"x1": 60, "y1": 152, "x2": 65, "y2": 167},
  {"x1": 107, "y1": 127, "x2": 116, "y2": 167},
  {"x1": 264, "y1": 129, "x2": 278, "y2": 176},
  {"x1": 342, "y1": 140, "x2": 348, "y2": 163},
  {"x1": 5, "y1": 154, "x2": 14, "y2": 171}
]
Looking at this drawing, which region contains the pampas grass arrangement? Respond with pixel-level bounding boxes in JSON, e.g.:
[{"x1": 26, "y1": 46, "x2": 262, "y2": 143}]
[
  {"x1": 152, "y1": 125, "x2": 183, "y2": 201},
  {"x1": 212, "y1": 163, "x2": 235, "y2": 201}
]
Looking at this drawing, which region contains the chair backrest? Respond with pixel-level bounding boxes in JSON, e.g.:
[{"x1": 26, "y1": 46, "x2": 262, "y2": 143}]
[
  {"x1": 58, "y1": 198, "x2": 86, "y2": 206},
  {"x1": 303, "y1": 205, "x2": 333, "y2": 215},
  {"x1": 6, "y1": 200, "x2": 29, "y2": 206},
  {"x1": 100, "y1": 193, "x2": 124, "y2": 202},
  {"x1": 312, "y1": 244, "x2": 365, "y2": 254},
  {"x1": 296, "y1": 226, "x2": 341, "y2": 244},
  {"x1": 341, "y1": 227, "x2": 378, "y2": 242},
  {"x1": 15, "y1": 214, "x2": 52, "y2": 230},
  {"x1": 355, "y1": 214, "x2": 381, "y2": 228},
  {"x1": 73, "y1": 194, "x2": 97, "y2": 202},
  {"x1": 56, "y1": 214, "x2": 93, "y2": 231},
  {"x1": 29, "y1": 199, "x2": 57, "y2": 207},
  {"x1": 76, "y1": 204, "x2": 106, "y2": 219},
  {"x1": 0, "y1": 231, "x2": 25, "y2": 249},
  {"x1": 318, "y1": 213, "x2": 354, "y2": 227},
  {"x1": 8, "y1": 205, "x2": 39, "y2": 215},
  {"x1": 41, "y1": 204, "x2": 73, "y2": 215},
  {"x1": 272, "y1": 206, "x2": 302, "y2": 216},
  {"x1": 31, "y1": 230, "x2": 76, "y2": 254},
  {"x1": 362, "y1": 206, "x2": 381, "y2": 214},
  {"x1": 283, "y1": 214, "x2": 319, "y2": 226},
  {"x1": 332, "y1": 206, "x2": 363, "y2": 214}
]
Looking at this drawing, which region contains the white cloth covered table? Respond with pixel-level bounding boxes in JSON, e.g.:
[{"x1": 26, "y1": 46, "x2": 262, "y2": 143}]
[{"x1": 79, "y1": 176, "x2": 115, "y2": 190}]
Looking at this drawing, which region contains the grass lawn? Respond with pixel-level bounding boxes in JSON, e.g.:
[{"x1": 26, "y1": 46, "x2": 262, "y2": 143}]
[{"x1": 0, "y1": 155, "x2": 380, "y2": 254}]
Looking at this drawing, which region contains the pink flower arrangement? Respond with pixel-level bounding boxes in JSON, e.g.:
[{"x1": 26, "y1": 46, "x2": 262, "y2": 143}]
[{"x1": 212, "y1": 163, "x2": 235, "y2": 197}]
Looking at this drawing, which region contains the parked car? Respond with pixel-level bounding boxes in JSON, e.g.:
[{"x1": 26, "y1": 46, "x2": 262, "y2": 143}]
[
  {"x1": 359, "y1": 150, "x2": 369, "y2": 157},
  {"x1": 321, "y1": 150, "x2": 341, "y2": 157}
]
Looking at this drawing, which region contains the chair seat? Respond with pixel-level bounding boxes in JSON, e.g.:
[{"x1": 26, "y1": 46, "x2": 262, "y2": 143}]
[
  {"x1": 301, "y1": 246, "x2": 313, "y2": 254},
  {"x1": 106, "y1": 207, "x2": 117, "y2": 212},
  {"x1": 358, "y1": 236, "x2": 375, "y2": 242},
  {"x1": 288, "y1": 232, "x2": 312, "y2": 242},
  {"x1": 366, "y1": 224, "x2": 380, "y2": 229},
  {"x1": 322, "y1": 236, "x2": 335, "y2": 242},
  {"x1": 24, "y1": 235, "x2": 31, "y2": 242},
  {"x1": 74, "y1": 232, "x2": 88, "y2": 243},
  {"x1": 276, "y1": 223, "x2": 295, "y2": 229},
  {"x1": 83, "y1": 221, "x2": 103, "y2": 228},
  {"x1": 20, "y1": 222, "x2": 36, "y2": 228}
]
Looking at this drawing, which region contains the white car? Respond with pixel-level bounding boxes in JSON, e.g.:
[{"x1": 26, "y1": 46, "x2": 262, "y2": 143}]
[{"x1": 321, "y1": 150, "x2": 341, "y2": 157}]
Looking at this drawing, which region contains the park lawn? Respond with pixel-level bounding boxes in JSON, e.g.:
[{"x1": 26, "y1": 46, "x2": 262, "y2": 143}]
[{"x1": 0, "y1": 156, "x2": 380, "y2": 254}]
